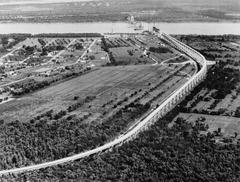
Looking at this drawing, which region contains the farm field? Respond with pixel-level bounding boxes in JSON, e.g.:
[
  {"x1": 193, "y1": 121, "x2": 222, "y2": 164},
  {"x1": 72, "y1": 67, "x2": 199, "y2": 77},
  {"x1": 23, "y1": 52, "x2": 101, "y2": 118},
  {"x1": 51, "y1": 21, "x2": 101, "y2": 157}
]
[
  {"x1": 0, "y1": 63, "x2": 195, "y2": 123},
  {"x1": 104, "y1": 36, "x2": 154, "y2": 65},
  {"x1": 110, "y1": 46, "x2": 153, "y2": 65},
  {"x1": 0, "y1": 62, "x2": 196, "y2": 170},
  {"x1": 136, "y1": 34, "x2": 182, "y2": 63},
  {"x1": 103, "y1": 34, "x2": 181, "y2": 66},
  {"x1": 189, "y1": 87, "x2": 240, "y2": 116},
  {"x1": 0, "y1": 33, "x2": 188, "y2": 111},
  {"x1": 173, "y1": 113, "x2": 240, "y2": 139}
]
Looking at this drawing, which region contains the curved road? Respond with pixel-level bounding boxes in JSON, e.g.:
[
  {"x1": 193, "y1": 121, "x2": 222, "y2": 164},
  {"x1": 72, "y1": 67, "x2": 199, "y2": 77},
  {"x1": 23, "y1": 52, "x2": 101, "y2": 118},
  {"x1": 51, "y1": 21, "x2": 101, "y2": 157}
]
[{"x1": 0, "y1": 32, "x2": 208, "y2": 176}]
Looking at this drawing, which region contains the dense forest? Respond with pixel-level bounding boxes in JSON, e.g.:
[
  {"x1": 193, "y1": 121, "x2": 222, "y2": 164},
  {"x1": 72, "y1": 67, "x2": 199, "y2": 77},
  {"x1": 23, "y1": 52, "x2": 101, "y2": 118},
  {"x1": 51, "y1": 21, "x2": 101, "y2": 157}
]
[
  {"x1": 3, "y1": 108, "x2": 240, "y2": 181},
  {"x1": 0, "y1": 99, "x2": 150, "y2": 171}
]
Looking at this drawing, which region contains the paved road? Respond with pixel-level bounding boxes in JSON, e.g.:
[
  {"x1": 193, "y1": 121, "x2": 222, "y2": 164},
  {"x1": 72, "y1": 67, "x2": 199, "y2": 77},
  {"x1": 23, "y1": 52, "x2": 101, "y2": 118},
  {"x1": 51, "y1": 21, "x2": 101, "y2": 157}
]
[
  {"x1": 76, "y1": 39, "x2": 98, "y2": 63},
  {"x1": 0, "y1": 39, "x2": 57, "y2": 88},
  {"x1": 0, "y1": 46, "x2": 21, "y2": 65},
  {"x1": 44, "y1": 39, "x2": 76, "y2": 65},
  {"x1": 20, "y1": 39, "x2": 56, "y2": 64}
]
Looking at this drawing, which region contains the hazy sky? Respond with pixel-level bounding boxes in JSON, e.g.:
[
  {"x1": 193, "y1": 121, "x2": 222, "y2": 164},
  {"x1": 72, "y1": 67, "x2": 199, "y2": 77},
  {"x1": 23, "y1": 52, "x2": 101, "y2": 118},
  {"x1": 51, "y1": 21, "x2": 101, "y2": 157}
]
[{"x1": 0, "y1": 0, "x2": 98, "y2": 6}]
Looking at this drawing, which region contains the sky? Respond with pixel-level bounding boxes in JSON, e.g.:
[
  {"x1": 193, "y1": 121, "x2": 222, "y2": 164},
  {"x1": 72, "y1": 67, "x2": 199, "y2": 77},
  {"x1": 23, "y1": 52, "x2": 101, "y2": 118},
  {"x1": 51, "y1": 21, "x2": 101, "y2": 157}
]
[{"x1": 0, "y1": 0, "x2": 98, "y2": 6}]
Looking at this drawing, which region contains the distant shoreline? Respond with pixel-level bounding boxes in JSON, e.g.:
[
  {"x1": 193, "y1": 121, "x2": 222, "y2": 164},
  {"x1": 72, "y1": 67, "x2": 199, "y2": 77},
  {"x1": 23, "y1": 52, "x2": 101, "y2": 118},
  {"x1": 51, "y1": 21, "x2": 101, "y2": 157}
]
[
  {"x1": 0, "y1": 19, "x2": 240, "y2": 24},
  {"x1": 0, "y1": 0, "x2": 97, "y2": 6}
]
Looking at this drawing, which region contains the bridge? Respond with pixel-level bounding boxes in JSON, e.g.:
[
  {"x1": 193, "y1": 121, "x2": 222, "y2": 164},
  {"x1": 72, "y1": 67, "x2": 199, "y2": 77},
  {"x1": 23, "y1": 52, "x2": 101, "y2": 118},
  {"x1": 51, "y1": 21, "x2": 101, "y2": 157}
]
[{"x1": 0, "y1": 32, "x2": 208, "y2": 176}]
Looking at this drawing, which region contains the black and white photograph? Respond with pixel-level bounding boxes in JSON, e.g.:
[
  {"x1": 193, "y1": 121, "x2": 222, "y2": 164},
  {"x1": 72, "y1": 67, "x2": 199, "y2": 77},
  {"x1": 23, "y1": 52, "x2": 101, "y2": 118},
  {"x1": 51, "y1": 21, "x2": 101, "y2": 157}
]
[{"x1": 0, "y1": 0, "x2": 239, "y2": 181}]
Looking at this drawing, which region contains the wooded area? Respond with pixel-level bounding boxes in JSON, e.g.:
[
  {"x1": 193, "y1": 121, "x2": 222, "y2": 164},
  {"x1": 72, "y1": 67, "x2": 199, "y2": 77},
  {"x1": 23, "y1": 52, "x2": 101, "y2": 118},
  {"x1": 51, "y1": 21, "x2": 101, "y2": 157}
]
[{"x1": 4, "y1": 108, "x2": 240, "y2": 181}]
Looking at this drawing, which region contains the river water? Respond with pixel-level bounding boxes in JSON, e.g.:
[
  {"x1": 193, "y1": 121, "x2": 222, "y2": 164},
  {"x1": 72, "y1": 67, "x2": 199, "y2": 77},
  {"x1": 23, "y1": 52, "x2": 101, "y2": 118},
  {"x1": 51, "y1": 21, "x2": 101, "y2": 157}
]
[{"x1": 0, "y1": 22, "x2": 239, "y2": 35}]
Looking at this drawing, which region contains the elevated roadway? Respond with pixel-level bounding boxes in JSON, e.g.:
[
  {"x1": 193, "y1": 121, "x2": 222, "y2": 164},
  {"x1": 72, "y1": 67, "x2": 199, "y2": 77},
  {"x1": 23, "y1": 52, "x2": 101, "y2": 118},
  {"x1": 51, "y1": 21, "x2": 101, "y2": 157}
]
[{"x1": 0, "y1": 32, "x2": 208, "y2": 176}]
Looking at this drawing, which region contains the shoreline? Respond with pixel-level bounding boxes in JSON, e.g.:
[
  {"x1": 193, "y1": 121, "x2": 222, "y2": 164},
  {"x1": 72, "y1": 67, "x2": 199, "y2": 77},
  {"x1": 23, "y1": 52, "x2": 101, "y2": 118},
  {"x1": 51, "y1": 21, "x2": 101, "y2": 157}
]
[{"x1": 0, "y1": 20, "x2": 240, "y2": 24}]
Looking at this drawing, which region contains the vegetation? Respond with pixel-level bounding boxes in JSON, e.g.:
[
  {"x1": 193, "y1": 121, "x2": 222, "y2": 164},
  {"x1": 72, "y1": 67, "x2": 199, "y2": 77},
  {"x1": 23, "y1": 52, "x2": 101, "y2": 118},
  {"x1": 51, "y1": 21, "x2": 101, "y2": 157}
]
[
  {"x1": 0, "y1": 0, "x2": 239, "y2": 23},
  {"x1": 0, "y1": 34, "x2": 30, "y2": 53},
  {"x1": 0, "y1": 99, "x2": 150, "y2": 170},
  {"x1": 0, "y1": 62, "x2": 192, "y2": 172},
  {"x1": 32, "y1": 33, "x2": 102, "y2": 38},
  {"x1": 149, "y1": 46, "x2": 172, "y2": 54},
  {"x1": 179, "y1": 61, "x2": 240, "y2": 114},
  {"x1": 175, "y1": 35, "x2": 240, "y2": 117},
  {"x1": 10, "y1": 67, "x2": 91, "y2": 96},
  {"x1": 2, "y1": 34, "x2": 239, "y2": 181},
  {"x1": 4, "y1": 109, "x2": 240, "y2": 181}
]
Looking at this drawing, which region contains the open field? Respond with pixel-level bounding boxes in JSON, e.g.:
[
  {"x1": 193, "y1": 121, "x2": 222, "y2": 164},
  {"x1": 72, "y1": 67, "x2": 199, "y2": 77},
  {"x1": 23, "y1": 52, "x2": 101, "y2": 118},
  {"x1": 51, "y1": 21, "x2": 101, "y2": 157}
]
[
  {"x1": 105, "y1": 36, "x2": 154, "y2": 65},
  {"x1": 0, "y1": 62, "x2": 195, "y2": 170},
  {"x1": 0, "y1": 64, "x2": 194, "y2": 123},
  {"x1": 190, "y1": 87, "x2": 240, "y2": 116},
  {"x1": 0, "y1": 33, "x2": 186, "y2": 108},
  {"x1": 104, "y1": 34, "x2": 181, "y2": 66},
  {"x1": 173, "y1": 113, "x2": 240, "y2": 140},
  {"x1": 110, "y1": 46, "x2": 153, "y2": 65},
  {"x1": 136, "y1": 34, "x2": 181, "y2": 63}
]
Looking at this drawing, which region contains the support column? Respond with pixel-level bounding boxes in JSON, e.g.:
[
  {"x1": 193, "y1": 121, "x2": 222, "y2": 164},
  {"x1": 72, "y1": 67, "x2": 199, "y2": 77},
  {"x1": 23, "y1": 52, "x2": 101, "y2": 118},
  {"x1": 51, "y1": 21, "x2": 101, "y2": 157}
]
[
  {"x1": 187, "y1": 84, "x2": 190, "y2": 92},
  {"x1": 178, "y1": 93, "x2": 181, "y2": 101},
  {"x1": 181, "y1": 89, "x2": 184, "y2": 97},
  {"x1": 161, "y1": 110, "x2": 165, "y2": 116},
  {"x1": 167, "y1": 103, "x2": 170, "y2": 111},
  {"x1": 185, "y1": 86, "x2": 188, "y2": 94},
  {"x1": 165, "y1": 105, "x2": 168, "y2": 113},
  {"x1": 175, "y1": 96, "x2": 178, "y2": 104},
  {"x1": 154, "y1": 115, "x2": 158, "y2": 122},
  {"x1": 190, "y1": 82, "x2": 194, "y2": 90}
]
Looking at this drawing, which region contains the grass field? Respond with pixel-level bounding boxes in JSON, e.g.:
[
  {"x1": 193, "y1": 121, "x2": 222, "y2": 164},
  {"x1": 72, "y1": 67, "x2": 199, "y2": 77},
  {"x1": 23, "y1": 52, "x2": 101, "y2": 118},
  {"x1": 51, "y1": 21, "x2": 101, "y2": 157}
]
[
  {"x1": 110, "y1": 46, "x2": 153, "y2": 65},
  {"x1": 105, "y1": 35, "x2": 181, "y2": 65},
  {"x1": 174, "y1": 113, "x2": 240, "y2": 139},
  {"x1": 0, "y1": 63, "x2": 194, "y2": 123}
]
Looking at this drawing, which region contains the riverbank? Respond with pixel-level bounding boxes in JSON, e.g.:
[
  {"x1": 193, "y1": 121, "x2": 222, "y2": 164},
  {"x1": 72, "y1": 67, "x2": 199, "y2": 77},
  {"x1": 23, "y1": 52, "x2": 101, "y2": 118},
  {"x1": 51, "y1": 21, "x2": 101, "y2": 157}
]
[{"x1": 0, "y1": 0, "x2": 239, "y2": 25}]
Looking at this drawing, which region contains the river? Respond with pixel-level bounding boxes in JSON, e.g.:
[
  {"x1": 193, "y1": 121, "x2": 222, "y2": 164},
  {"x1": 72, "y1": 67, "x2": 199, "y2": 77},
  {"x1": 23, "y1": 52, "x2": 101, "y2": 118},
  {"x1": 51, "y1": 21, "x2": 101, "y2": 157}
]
[{"x1": 0, "y1": 22, "x2": 239, "y2": 35}]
